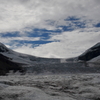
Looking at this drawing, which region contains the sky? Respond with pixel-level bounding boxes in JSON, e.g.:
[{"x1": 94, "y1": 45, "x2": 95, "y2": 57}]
[{"x1": 0, "y1": 0, "x2": 100, "y2": 58}]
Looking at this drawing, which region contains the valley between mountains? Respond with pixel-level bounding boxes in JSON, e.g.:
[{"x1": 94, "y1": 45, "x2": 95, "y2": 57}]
[{"x1": 0, "y1": 42, "x2": 100, "y2": 100}]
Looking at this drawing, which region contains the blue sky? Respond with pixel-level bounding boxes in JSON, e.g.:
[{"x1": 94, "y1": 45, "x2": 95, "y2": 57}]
[{"x1": 0, "y1": 0, "x2": 100, "y2": 58}]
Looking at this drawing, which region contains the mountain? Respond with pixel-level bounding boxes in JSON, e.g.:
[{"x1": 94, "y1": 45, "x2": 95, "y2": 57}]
[
  {"x1": 0, "y1": 42, "x2": 100, "y2": 75},
  {"x1": 0, "y1": 53, "x2": 23, "y2": 75},
  {"x1": 0, "y1": 43, "x2": 28, "y2": 75},
  {"x1": 0, "y1": 43, "x2": 61, "y2": 75},
  {"x1": 0, "y1": 43, "x2": 85, "y2": 74},
  {"x1": 78, "y1": 42, "x2": 100, "y2": 67},
  {"x1": 78, "y1": 42, "x2": 100, "y2": 61}
]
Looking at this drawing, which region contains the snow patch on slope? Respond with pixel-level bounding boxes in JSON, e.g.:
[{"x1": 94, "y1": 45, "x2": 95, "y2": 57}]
[{"x1": 90, "y1": 55, "x2": 100, "y2": 63}]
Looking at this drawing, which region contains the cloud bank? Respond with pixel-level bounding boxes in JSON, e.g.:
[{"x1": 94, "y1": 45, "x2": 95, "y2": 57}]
[
  {"x1": 0, "y1": 0, "x2": 100, "y2": 32},
  {"x1": 14, "y1": 29, "x2": 100, "y2": 58},
  {"x1": 0, "y1": 0, "x2": 100, "y2": 58}
]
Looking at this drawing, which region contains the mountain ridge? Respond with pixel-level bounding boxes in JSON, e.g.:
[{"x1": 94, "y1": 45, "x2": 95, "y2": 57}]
[
  {"x1": 0, "y1": 42, "x2": 100, "y2": 75},
  {"x1": 78, "y1": 42, "x2": 100, "y2": 61}
]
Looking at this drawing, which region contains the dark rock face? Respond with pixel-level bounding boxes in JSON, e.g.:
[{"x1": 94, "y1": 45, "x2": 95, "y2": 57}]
[
  {"x1": 0, "y1": 43, "x2": 26, "y2": 75},
  {"x1": 0, "y1": 43, "x2": 9, "y2": 52},
  {"x1": 78, "y1": 43, "x2": 100, "y2": 61},
  {"x1": 0, "y1": 54, "x2": 23, "y2": 75}
]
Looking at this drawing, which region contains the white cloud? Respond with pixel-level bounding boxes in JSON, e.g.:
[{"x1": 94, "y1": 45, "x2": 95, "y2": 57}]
[
  {"x1": 0, "y1": 36, "x2": 40, "y2": 44},
  {"x1": 0, "y1": 0, "x2": 100, "y2": 33},
  {"x1": 14, "y1": 29, "x2": 100, "y2": 58}
]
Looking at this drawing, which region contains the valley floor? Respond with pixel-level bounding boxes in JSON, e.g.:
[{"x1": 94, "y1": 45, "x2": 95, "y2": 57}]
[{"x1": 0, "y1": 73, "x2": 100, "y2": 100}]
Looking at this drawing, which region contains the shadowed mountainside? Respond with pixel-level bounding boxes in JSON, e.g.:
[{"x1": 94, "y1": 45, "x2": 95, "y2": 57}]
[
  {"x1": 78, "y1": 42, "x2": 100, "y2": 61},
  {"x1": 0, "y1": 53, "x2": 23, "y2": 75}
]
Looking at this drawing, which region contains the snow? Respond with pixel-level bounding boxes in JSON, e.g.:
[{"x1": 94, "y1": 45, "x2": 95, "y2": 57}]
[
  {"x1": 0, "y1": 43, "x2": 100, "y2": 100},
  {"x1": 0, "y1": 43, "x2": 35, "y2": 65},
  {"x1": 0, "y1": 73, "x2": 100, "y2": 100},
  {"x1": 0, "y1": 45, "x2": 60, "y2": 67},
  {"x1": 1, "y1": 52, "x2": 32, "y2": 65},
  {"x1": 90, "y1": 55, "x2": 100, "y2": 63},
  {"x1": 87, "y1": 56, "x2": 100, "y2": 67}
]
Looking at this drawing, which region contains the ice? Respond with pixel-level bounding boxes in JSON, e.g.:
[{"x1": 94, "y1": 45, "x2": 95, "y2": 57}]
[{"x1": 0, "y1": 73, "x2": 100, "y2": 100}]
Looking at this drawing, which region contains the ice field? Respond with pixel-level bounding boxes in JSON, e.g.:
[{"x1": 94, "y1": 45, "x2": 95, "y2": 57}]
[{"x1": 0, "y1": 73, "x2": 100, "y2": 100}]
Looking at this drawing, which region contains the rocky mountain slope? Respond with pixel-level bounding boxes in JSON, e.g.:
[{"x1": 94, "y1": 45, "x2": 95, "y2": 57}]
[
  {"x1": 78, "y1": 42, "x2": 100, "y2": 61},
  {"x1": 0, "y1": 43, "x2": 61, "y2": 74},
  {"x1": 78, "y1": 42, "x2": 100, "y2": 67}
]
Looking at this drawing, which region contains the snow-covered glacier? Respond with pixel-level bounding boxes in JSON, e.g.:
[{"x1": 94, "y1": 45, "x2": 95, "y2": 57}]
[{"x1": 0, "y1": 73, "x2": 100, "y2": 100}]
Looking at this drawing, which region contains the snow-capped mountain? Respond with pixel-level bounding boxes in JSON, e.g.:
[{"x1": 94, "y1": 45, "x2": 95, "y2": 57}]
[
  {"x1": 78, "y1": 42, "x2": 100, "y2": 67},
  {"x1": 0, "y1": 43, "x2": 61, "y2": 74},
  {"x1": 0, "y1": 43, "x2": 60, "y2": 65},
  {"x1": 78, "y1": 42, "x2": 100, "y2": 61},
  {"x1": 0, "y1": 42, "x2": 100, "y2": 75}
]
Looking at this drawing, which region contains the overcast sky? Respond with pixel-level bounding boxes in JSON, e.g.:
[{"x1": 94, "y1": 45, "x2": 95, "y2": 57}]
[{"x1": 0, "y1": 0, "x2": 100, "y2": 58}]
